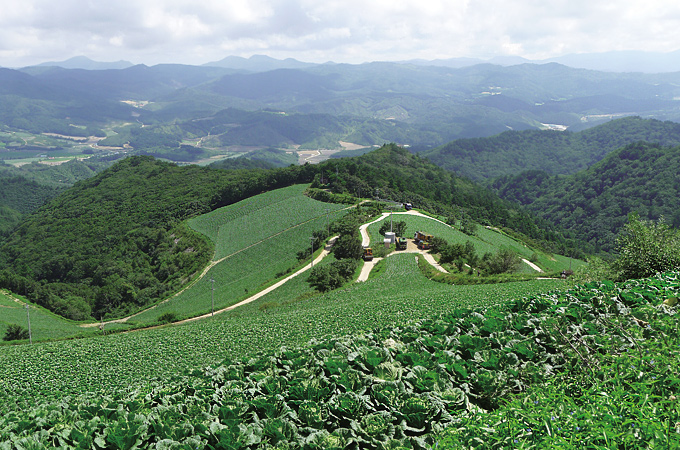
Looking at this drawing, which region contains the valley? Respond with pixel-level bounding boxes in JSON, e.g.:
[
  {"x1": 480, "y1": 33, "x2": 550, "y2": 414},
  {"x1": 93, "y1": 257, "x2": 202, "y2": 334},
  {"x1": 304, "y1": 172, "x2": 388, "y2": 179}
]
[{"x1": 1, "y1": 58, "x2": 680, "y2": 447}]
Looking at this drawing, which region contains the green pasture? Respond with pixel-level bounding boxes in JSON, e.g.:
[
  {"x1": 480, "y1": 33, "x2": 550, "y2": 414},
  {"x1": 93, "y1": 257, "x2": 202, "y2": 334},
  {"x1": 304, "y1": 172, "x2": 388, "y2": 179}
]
[
  {"x1": 189, "y1": 184, "x2": 348, "y2": 260},
  {"x1": 0, "y1": 291, "x2": 93, "y2": 342},
  {"x1": 0, "y1": 254, "x2": 564, "y2": 407}
]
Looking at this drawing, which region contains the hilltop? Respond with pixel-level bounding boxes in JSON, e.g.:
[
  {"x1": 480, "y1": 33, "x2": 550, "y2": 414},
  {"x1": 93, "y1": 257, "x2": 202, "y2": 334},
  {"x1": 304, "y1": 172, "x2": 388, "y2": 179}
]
[
  {"x1": 490, "y1": 141, "x2": 680, "y2": 252},
  {"x1": 421, "y1": 117, "x2": 680, "y2": 181}
]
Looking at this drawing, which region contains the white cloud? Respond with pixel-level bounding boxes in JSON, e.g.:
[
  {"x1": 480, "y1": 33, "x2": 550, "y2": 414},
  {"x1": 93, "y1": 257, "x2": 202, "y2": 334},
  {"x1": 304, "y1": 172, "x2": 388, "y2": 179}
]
[{"x1": 1, "y1": 0, "x2": 680, "y2": 67}]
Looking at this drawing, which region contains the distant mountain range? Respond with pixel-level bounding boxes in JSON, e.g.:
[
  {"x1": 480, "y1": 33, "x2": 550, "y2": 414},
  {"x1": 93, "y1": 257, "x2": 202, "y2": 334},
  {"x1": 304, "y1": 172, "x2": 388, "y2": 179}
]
[
  {"x1": 31, "y1": 56, "x2": 135, "y2": 70},
  {"x1": 22, "y1": 50, "x2": 680, "y2": 73},
  {"x1": 403, "y1": 50, "x2": 680, "y2": 73}
]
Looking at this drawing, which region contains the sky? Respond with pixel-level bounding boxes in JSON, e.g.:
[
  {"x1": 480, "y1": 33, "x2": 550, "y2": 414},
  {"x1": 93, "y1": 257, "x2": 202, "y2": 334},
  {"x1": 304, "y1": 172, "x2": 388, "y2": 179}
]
[{"x1": 2, "y1": 0, "x2": 680, "y2": 67}]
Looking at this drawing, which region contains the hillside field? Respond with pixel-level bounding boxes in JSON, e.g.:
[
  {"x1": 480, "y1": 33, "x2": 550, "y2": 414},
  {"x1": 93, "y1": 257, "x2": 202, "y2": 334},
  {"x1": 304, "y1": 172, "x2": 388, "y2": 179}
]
[{"x1": 366, "y1": 212, "x2": 584, "y2": 274}]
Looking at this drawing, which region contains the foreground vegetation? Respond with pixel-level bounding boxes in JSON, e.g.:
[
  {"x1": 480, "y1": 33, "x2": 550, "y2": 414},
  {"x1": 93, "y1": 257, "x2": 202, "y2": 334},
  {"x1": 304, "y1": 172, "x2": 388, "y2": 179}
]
[{"x1": 1, "y1": 257, "x2": 676, "y2": 448}]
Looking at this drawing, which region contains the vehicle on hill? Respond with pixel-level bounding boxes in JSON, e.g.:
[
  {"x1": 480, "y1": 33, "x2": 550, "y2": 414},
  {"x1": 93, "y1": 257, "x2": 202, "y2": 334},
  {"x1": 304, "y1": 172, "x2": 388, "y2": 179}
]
[
  {"x1": 396, "y1": 237, "x2": 408, "y2": 250},
  {"x1": 414, "y1": 231, "x2": 433, "y2": 250},
  {"x1": 362, "y1": 247, "x2": 374, "y2": 261}
]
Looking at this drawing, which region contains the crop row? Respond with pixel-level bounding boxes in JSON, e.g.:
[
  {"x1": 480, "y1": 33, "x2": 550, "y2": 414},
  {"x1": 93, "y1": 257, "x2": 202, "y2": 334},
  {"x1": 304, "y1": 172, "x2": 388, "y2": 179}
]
[
  {"x1": 188, "y1": 185, "x2": 311, "y2": 244},
  {"x1": 0, "y1": 255, "x2": 561, "y2": 408},
  {"x1": 212, "y1": 197, "x2": 347, "y2": 261},
  {"x1": 2, "y1": 266, "x2": 677, "y2": 448}
]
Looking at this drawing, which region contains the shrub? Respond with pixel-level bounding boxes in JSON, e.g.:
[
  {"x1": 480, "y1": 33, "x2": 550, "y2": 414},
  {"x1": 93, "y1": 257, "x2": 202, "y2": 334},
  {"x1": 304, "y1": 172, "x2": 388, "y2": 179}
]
[
  {"x1": 482, "y1": 248, "x2": 521, "y2": 274},
  {"x1": 3, "y1": 324, "x2": 29, "y2": 341},
  {"x1": 157, "y1": 312, "x2": 178, "y2": 324},
  {"x1": 613, "y1": 213, "x2": 680, "y2": 280}
]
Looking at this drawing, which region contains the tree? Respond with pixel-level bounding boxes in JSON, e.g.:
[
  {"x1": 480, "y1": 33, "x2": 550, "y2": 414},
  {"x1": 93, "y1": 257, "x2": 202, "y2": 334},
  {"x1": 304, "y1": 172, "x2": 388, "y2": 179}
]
[
  {"x1": 307, "y1": 259, "x2": 359, "y2": 292},
  {"x1": 428, "y1": 236, "x2": 449, "y2": 254},
  {"x1": 483, "y1": 248, "x2": 521, "y2": 274},
  {"x1": 379, "y1": 220, "x2": 407, "y2": 237},
  {"x1": 461, "y1": 218, "x2": 478, "y2": 236},
  {"x1": 613, "y1": 213, "x2": 680, "y2": 280},
  {"x1": 3, "y1": 324, "x2": 29, "y2": 341},
  {"x1": 333, "y1": 234, "x2": 363, "y2": 260}
]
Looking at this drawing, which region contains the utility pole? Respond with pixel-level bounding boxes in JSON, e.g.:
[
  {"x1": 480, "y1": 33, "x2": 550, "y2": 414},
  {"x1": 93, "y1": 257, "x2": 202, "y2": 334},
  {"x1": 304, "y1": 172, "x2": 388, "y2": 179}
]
[
  {"x1": 310, "y1": 237, "x2": 316, "y2": 268},
  {"x1": 325, "y1": 208, "x2": 330, "y2": 237},
  {"x1": 390, "y1": 205, "x2": 393, "y2": 233},
  {"x1": 210, "y1": 278, "x2": 215, "y2": 316},
  {"x1": 26, "y1": 304, "x2": 32, "y2": 344}
]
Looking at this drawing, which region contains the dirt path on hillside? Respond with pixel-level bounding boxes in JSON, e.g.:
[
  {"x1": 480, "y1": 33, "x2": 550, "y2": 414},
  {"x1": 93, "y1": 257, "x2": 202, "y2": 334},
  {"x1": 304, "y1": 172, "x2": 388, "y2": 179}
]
[
  {"x1": 357, "y1": 210, "x2": 549, "y2": 280},
  {"x1": 172, "y1": 236, "x2": 338, "y2": 325},
  {"x1": 80, "y1": 204, "x2": 359, "y2": 328},
  {"x1": 357, "y1": 211, "x2": 449, "y2": 281}
]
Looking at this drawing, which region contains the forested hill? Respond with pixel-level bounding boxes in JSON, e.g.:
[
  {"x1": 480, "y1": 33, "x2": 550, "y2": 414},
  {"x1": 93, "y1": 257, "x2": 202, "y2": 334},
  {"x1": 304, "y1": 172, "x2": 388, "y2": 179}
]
[
  {"x1": 421, "y1": 117, "x2": 680, "y2": 181},
  {"x1": 0, "y1": 159, "x2": 110, "y2": 237},
  {"x1": 311, "y1": 144, "x2": 575, "y2": 255},
  {"x1": 490, "y1": 141, "x2": 680, "y2": 253},
  {"x1": 0, "y1": 157, "x2": 317, "y2": 320},
  {"x1": 0, "y1": 145, "x2": 575, "y2": 321}
]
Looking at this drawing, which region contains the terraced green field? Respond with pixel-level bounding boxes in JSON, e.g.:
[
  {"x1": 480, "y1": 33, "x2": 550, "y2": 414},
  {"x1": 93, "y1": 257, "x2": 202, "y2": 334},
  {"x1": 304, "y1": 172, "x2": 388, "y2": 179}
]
[
  {"x1": 130, "y1": 186, "x2": 350, "y2": 324},
  {"x1": 0, "y1": 254, "x2": 563, "y2": 408}
]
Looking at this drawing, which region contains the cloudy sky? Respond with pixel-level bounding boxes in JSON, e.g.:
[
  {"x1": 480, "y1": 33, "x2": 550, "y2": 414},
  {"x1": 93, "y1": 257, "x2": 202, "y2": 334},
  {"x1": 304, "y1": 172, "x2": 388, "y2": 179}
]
[{"x1": 1, "y1": 0, "x2": 680, "y2": 67}]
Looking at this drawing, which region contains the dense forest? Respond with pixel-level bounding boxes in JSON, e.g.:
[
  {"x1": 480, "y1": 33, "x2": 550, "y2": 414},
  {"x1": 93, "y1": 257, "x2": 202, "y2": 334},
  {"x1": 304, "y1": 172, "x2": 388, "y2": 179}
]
[
  {"x1": 0, "y1": 159, "x2": 114, "y2": 237},
  {"x1": 490, "y1": 141, "x2": 680, "y2": 253},
  {"x1": 422, "y1": 117, "x2": 680, "y2": 181}
]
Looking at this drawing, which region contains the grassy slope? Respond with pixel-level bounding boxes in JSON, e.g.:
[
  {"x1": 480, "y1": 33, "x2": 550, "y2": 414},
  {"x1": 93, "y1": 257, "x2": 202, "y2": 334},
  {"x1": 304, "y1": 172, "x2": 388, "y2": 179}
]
[
  {"x1": 367, "y1": 212, "x2": 586, "y2": 273},
  {"x1": 0, "y1": 291, "x2": 93, "y2": 342},
  {"x1": 128, "y1": 185, "x2": 349, "y2": 324},
  {"x1": 0, "y1": 254, "x2": 563, "y2": 408}
]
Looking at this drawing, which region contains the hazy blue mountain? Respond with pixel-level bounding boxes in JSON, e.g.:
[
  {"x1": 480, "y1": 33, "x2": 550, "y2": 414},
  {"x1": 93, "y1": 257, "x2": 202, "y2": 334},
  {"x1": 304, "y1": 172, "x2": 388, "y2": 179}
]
[
  {"x1": 203, "y1": 54, "x2": 315, "y2": 72},
  {"x1": 545, "y1": 50, "x2": 680, "y2": 73},
  {"x1": 26, "y1": 64, "x2": 234, "y2": 101},
  {"x1": 405, "y1": 50, "x2": 680, "y2": 74},
  {"x1": 5, "y1": 59, "x2": 680, "y2": 159},
  {"x1": 30, "y1": 56, "x2": 134, "y2": 70}
]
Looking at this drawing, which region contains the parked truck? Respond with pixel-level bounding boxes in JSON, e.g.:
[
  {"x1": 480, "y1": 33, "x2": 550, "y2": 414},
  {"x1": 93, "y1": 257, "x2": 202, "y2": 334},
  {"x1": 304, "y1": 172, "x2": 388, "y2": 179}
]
[
  {"x1": 414, "y1": 231, "x2": 433, "y2": 250},
  {"x1": 396, "y1": 237, "x2": 407, "y2": 250},
  {"x1": 362, "y1": 247, "x2": 374, "y2": 261}
]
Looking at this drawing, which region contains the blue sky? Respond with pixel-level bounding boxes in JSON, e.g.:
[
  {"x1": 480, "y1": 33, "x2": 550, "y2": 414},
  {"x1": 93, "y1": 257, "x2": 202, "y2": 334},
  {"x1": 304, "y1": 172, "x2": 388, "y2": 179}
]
[{"x1": 1, "y1": 0, "x2": 679, "y2": 67}]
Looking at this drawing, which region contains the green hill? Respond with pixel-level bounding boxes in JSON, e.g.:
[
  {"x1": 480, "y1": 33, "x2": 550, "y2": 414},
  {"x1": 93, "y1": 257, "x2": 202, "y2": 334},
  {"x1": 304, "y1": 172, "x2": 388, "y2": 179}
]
[
  {"x1": 421, "y1": 117, "x2": 680, "y2": 181},
  {"x1": 0, "y1": 145, "x2": 577, "y2": 321},
  {"x1": 0, "y1": 159, "x2": 111, "y2": 237},
  {"x1": 0, "y1": 156, "x2": 317, "y2": 319},
  {"x1": 490, "y1": 141, "x2": 680, "y2": 253}
]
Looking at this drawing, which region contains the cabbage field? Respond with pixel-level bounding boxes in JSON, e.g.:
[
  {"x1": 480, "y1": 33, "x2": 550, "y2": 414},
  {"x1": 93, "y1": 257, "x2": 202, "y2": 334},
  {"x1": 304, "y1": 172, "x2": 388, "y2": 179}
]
[
  {"x1": 1, "y1": 257, "x2": 677, "y2": 448},
  {"x1": 123, "y1": 185, "x2": 350, "y2": 325},
  {"x1": 4, "y1": 187, "x2": 675, "y2": 448}
]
